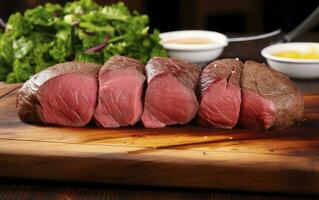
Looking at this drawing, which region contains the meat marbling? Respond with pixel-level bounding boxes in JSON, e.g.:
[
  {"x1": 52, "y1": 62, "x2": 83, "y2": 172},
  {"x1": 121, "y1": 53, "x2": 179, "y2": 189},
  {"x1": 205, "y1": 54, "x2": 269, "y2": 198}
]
[
  {"x1": 17, "y1": 61, "x2": 101, "y2": 127},
  {"x1": 93, "y1": 56, "x2": 145, "y2": 127},
  {"x1": 197, "y1": 58, "x2": 242, "y2": 129},
  {"x1": 141, "y1": 57, "x2": 201, "y2": 128}
]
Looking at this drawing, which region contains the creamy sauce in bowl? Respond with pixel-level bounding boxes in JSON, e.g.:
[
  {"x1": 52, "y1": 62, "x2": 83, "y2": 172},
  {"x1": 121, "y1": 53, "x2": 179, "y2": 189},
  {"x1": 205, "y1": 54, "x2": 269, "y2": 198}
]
[
  {"x1": 159, "y1": 30, "x2": 228, "y2": 64},
  {"x1": 159, "y1": 30, "x2": 228, "y2": 51},
  {"x1": 163, "y1": 38, "x2": 214, "y2": 45}
]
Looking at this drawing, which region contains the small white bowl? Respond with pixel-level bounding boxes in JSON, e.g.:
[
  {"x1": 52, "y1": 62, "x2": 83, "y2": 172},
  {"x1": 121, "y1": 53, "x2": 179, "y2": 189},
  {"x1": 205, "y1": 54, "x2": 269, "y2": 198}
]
[
  {"x1": 160, "y1": 30, "x2": 228, "y2": 64},
  {"x1": 261, "y1": 42, "x2": 319, "y2": 79}
]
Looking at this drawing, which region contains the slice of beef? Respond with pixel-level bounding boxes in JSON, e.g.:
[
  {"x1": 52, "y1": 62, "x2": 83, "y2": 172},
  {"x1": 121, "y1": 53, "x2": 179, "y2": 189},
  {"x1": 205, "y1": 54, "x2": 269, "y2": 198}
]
[
  {"x1": 197, "y1": 58, "x2": 242, "y2": 129},
  {"x1": 93, "y1": 56, "x2": 145, "y2": 127},
  {"x1": 239, "y1": 60, "x2": 304, "y2": 130},
  {"x1": 17, "y1": 61, "x2": 101, "y2": 127},
  {"x1": 141, "y1": 57, "x2": 201, "y2": 128}
]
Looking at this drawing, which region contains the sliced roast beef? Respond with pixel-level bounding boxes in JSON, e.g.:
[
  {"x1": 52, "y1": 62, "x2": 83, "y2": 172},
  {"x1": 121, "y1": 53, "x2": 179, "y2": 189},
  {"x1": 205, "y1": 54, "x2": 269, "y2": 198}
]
[
  {"x1": 239, "y1": 61, "x2": 304, "y2": 130},
  {"x1": 17, "y1": 61, "x2": 101, "y2": 127},
  {"x1": 141, "y1": 57, "x2": 201, "y2": 128},
  {"x1": 93, "y1": 56, "x2": 145, "y2": 127},
  {"x1": 197, "y1": 58, "x2": 242, "y2": 129}
]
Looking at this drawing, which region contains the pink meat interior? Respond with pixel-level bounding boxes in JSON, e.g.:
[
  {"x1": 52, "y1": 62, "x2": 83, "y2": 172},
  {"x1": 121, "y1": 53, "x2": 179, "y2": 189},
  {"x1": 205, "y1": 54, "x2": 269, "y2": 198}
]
[
  {"x1": 198, "y1": 78, "x2": 241, "y2": 129},
  {"x1": 141, "y1": 73, "x2": 199, "y2": 128},
  {"x1": 94, "y1": 69, "x2": 145, "y2": 127},
  {"x1": 239, "y1": 90, "x2": 276, "y2": 130},
  {"x1": 37, "y1": 73, "x2": 98, "y2": 127}
]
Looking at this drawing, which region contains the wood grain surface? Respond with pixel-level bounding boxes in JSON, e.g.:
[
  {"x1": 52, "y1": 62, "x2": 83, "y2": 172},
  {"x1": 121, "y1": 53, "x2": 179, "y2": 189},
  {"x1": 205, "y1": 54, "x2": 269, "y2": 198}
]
[
  {"x1": 0, "y1": 83, "x2": 21, "y2": 98},
  {"x1": 0, "y1": 83, "x2": 319, "y2": 195}
]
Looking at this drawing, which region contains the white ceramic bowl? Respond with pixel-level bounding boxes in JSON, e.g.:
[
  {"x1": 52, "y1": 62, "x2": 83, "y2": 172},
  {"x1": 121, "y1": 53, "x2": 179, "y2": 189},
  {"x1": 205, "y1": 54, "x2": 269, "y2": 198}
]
[
  {"x1": 160, "y1": 30, "x2": 228, "y2": 64},
  {"x1": 261, "y1": 42, "x2": 319, "y2": 79}
]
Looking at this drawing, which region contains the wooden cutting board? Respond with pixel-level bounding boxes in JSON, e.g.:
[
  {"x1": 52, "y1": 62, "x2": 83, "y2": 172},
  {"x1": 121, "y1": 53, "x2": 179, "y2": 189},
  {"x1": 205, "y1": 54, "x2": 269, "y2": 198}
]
[{"x1": 0, "y1": 83, "x2": 319, "y2": 195}]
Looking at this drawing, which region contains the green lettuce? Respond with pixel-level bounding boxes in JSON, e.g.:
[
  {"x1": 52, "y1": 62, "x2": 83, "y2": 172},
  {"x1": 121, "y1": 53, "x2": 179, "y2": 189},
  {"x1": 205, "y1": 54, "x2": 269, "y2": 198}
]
[{"x1": 0, "y1": 0, "x2": 167, "y2": 83}]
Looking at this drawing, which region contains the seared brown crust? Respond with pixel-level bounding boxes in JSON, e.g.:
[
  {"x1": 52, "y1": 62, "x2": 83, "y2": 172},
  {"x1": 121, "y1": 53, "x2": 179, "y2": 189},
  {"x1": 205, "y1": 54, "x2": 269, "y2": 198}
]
[
  {"x1": 101, "y1": 55, "x2": 144, "y2": 74},
  {"x1": 198, "y1": 58, "x2": 242, "y2": 95},
  {"x1": 17, "y1": 61, "x2": 101, "y2": 124},
  {"x1": 145, "y1": 57, "x2": 201, "y2": 90},
  {"x1": 241, "y1": 61, "x2": 304, "y2": 129}
]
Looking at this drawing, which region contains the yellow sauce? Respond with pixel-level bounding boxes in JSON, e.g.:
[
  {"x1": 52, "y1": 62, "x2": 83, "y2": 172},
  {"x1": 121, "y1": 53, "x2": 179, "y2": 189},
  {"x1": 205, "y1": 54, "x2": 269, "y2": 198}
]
[
  {"x1": 163, "y1": 38, "x2": 214, "y2": 44},
  {"x1": 272, "y1": 47, "x2": 319, "y2": 59}
]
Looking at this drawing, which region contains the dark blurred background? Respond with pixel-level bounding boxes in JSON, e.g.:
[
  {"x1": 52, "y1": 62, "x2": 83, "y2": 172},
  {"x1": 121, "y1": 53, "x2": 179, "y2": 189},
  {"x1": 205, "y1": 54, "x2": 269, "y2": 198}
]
[{"x1": 1, "y1": 0, "x2": 319, "y2": 33}]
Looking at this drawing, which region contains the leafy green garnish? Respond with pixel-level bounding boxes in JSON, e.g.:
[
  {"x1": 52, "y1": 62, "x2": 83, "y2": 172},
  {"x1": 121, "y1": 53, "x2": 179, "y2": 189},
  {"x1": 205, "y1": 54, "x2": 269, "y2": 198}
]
[{"x1": 0, "y1": 0, "x2": 167, "y2": 82}]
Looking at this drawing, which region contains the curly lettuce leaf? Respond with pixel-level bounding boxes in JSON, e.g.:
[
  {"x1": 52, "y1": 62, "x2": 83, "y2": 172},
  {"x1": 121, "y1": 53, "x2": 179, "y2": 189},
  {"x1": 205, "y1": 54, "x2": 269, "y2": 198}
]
[
  {"x1": 8, "y1": 58, "x2": 35, "y2": 83},
  {"x1": 13, "y1": 37, "x2": 34, "y2": 59},
  {"x1": 25, "y1": 6, "x2": 56, "y2": 27},
  {"x1": 0, "y1": 0, "x2": 167, "y2": 83},
  {"x1": 64, "y1": 0, "x2": 99, "y2": 14},
  {"x1": 6, "y1": 13, "x2": 30, "y2": 38}
]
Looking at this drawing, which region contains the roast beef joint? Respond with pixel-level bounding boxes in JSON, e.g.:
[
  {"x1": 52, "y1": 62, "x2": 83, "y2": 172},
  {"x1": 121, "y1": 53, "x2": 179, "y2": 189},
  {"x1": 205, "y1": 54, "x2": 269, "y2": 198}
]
[{"x1": 17, "y1": 56, "x2": 304, "y2": 130}]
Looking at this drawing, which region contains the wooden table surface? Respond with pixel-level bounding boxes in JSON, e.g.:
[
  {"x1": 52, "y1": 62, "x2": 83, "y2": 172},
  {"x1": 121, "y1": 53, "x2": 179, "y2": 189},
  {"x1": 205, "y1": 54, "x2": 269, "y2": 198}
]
[{"x1": 1, "y1": 33, "x2": 319, "y2": 200}]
